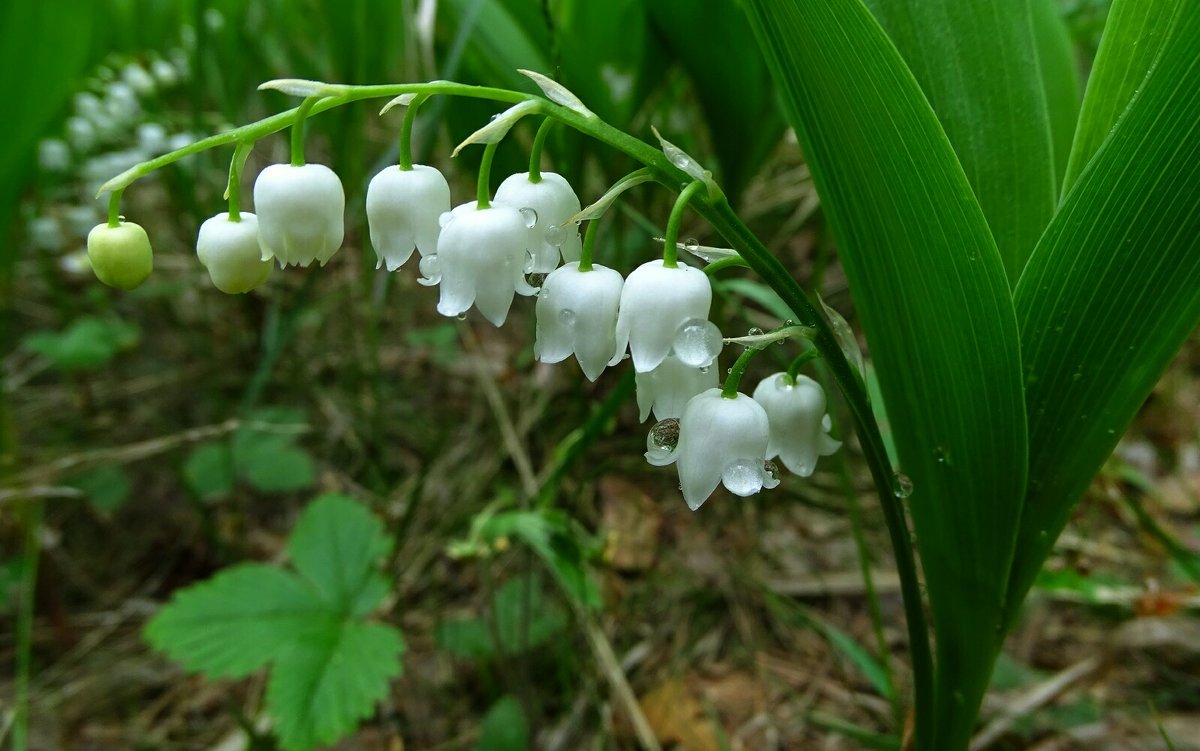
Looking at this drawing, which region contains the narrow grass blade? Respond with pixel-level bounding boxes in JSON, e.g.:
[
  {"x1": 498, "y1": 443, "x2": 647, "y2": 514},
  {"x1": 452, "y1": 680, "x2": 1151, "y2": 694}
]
[
  {"x1": 864, "y1": 0, "x2": 1056, "y2": 282},
  {"x1": 1060, "y1": 0, "x2": 1179, "y2": 194},
  {"x1": 742, "y1": 2, "x2": 1028, "y2": 748},
  {"x1": 1006, "y1": 0, "x2": 1200, "y2": 629},
  {"x1": 1030, "y1": 0, "x2": 1082, "y2": 192}
]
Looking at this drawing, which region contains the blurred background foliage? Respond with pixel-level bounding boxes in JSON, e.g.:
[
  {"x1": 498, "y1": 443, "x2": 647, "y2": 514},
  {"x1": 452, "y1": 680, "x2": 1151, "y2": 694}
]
[{"x1": 5, "y1": 0, "x2": 1200, "y2": 749}]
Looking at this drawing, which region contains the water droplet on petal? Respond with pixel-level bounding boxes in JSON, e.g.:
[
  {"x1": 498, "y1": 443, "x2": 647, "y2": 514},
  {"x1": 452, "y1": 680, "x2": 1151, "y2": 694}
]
[
  {"x1": 417, "y1": 254, "x2": 442, "y2": 286},
  {"x1": 685, "y1": 237, "x2": 699, "y2": 251},
  {"x1": 117, "y1": 214, "x2": 127, "y2": 223},
  {"x1": 672, "y1": 318, "x2": 723, "y2": 368},
  {"x1": 544, "y1": 223, "x2": 566, "y2": 247},
  {"x1": 519, "y1": 207, "x2": 538, "y2": 229},
  {"x1": 438, "y1": 211, "x2": 453, "y2": 228},
  {"x1": 699, "y1": 365, "x2": 710, "y2": 374},
  {"x1": 722, "y1": 458, "x2": 763, "y2": 496},
  {"x1": 762, "y1": 460, "x2": 781, "y2": 489},
  {"x1": 456, "y1": 312, "x2": 467, "y2": 321},
  {"x1": 558, "y1": 308, "x2": 577, "y2": 326},
  {"x1": 525, "y1": 272, "x2": 547, "y2": 288},
  {"x1": 892, "y1": 472, "x2": 914, "y2": 499},
  {"x1": 523, "y1": 250, "x2": 536, "y2": 272},
  {"x1": 649, "y1": 418, "x2": 680, "y2": 451}
]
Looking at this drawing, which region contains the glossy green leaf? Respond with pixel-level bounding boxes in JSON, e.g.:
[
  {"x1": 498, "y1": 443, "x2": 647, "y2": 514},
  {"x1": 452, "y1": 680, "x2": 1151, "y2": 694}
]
[
  {"x1": 552, "y1": 0, "x2": 651, "y2": 126},
  {"x1": 647, "y1": 0, "x2": 785, "y2": 203},
  {"x1": 1030, "y1": 0, "x2": 1082, "y2": 191},
  {"x1": 863, "y1": 0, "x2": 1056, "y2": 281},
  {"x1": 742, "y1": 1, "x2": 1028, "y2": 747},
  {"x1": 1061, "y1": 0, "x2": 1178, "y2": 194},
  {"x1": 1006, "y1": 0, "x2": 1200, "y2": 628}
]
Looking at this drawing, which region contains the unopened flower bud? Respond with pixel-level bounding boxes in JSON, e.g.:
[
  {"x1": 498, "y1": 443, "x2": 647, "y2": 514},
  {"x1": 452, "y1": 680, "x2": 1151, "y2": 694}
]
[
  {"x1": 196, "y1": 213, "x2": 273, "y2": 294},
  {"x1": 87, "y1": 221, "x2": 153, "y2": 290}
]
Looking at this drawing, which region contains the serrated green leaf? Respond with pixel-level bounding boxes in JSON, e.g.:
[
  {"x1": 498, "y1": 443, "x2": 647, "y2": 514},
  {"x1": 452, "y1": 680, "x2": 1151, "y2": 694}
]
[
  {"x1": 145, "y1": 564, "x2": 327, "y2": 678},
  {"x1": 182, "y1": 441, "x2": 236, "y2": 500},
  {"x1": 288, "y1": 493, "x2": 393, "y2": 615},
  {"x1": 1006, "y1": 0, "x2": 1200, "y2": 629},
  {"x1": 742, "y1": 1, "x2": 1028, "y2": 746},
  {"x1": 67, "y1": 464, "x2": 132, "y2": 513},
  {"x1": 268, "y1": 619, "x2": 404, "y2": 751},
  {"x1": 863, "y1": 0, "x2": 1056, "y2": 281},
  {"x1": 1061, "y1": 0, "x2": 1178, "y2": 194},
  {"x1": 1030, "y1": 0, "x2": 1082, "y2": 191},
  {"x1": 475, "y1": 695, "x2": 529, "y2": 751},
  {"x1": 242, "y1": 445, "x2": 316, "y2": 494}
]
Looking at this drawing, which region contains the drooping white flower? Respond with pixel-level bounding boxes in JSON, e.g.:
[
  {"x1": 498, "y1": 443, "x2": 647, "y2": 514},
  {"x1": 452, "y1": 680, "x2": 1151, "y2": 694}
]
[
  {"x1": 673, "y1": 389, "x2": 779, "y2": 510},
  {"x1": 253, "y1": 163, "x2": 345, "y2": 268},
  {"x1": 614, "y1": 259, "x2": 712, "y2": 373},
  {"x1": 365, "y1": 164, "x2": 451, "y2": 271},
  {"x1": 752, "y1": 373, "x2": 841, "y2": 476},
  {"x1": 494, "y1": 172, "x2": 583, "y2": 270},
  {"x1": 434, "y1": 201, "x2": 536, "y2": 326},
  {"x1": 634, "y1": 354, "x2": 717, "y2": 422},
  {"x1": 196, "y1": 212, "x2": 273, "y2": 294},
  {"x1": 535, "y1": 262, "x2": 623, "y2": 380}
]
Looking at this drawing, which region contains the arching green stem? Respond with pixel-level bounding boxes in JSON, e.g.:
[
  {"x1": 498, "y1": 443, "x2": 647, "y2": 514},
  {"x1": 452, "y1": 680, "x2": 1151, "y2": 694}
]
[
  {"x1": 662, "y1": 180, "x2": 706, "y2": 268},
  {"x1": 786, "y1": 349, "x2": 820, "y2": 383},
  {"x1": 107, "y1": 190, "x2": 122, "y2": 227},
  {"x1": 721, "y1": 344, "x2": 762, "y2": 398},
  {"x1": 290, "y1": 96, "x2": 319, "y2": 167},
  {"x1": 398, "y1": 94, "x2": 428, "y2": 171},
  {"x1": 579, "y1": 218, "x2": 600, "y2": 272},
  {"x1": 476, "y1": 140, "x2": 500, "y2": 209},
  {"x1": 226, "y1": 140, "x2": 254, "y2": 222},
  {"x1": 703, "y1": 255, "x2": 752, "y2": 275},
  {"x1": 528, "y1": 116, "x2": 556, "y2": 183}
]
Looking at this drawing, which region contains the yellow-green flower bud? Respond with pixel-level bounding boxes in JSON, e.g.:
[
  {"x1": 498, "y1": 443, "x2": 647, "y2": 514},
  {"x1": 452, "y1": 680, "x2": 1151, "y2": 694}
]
[{"x1": 87, "y1": 221, "x2": 153, "y2": 290}]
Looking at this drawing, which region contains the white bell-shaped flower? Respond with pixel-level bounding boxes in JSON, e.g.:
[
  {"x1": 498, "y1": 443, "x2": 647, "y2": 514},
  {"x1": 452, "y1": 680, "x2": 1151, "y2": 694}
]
[
  {"x1": 253, "y1": 163, "x2": 345, "y2": 268},
  {"x1": 494, "y1": 172, "x2": 583, "y2": 271},
  {"x1": 535, "y1": 262, "x2": 623, "y2": 380},
  {"x1": 614, "y1": 259, "x2": 712, "y2": 373},
  {"x1": 435, "y1": 201, "x2": 536, "y2": 327},
  {"x1": 196, "y1": 212, "x2": 272, "y2": 294},
  {"x1": 674, "y1": 389, "x2": 778, "y2": 510},
  {"x1": 635, "y1": 354, "x2": 717, "y2": 422},
  {"x1": 365, "y1": 164, "x2": 451, "y2": 271},
  {"x1": 752, "y1": 373, "x2": 841, "y2": 476}
]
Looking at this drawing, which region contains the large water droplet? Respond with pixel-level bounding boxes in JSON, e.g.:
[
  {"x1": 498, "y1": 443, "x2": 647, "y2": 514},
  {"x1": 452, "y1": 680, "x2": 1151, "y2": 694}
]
[
  {"x1": 525, "y1": 272, "x2": 547, "y2": 289},
  {"x1": 649, "y1": 418, "x2": 680, "y2": 451},
  {"x1": 417, "y1": 254, "x2": 442, "y2": 286},
  {"x1": 892, "y1": 472, "x2": 914, "y2": 499},
  {"x1": 762, "y1": 460, "x2": 781, "y2": 489},
  {"x1": 685, "y1": 237, "x2": 699, "y2": 251},
  {"x1": 672, "y1": 318, "x2": 723, "y2": 368},
  {"x1": 558, "y1": 308, "x2": 577, "y2": 326},
  {"x1": 520, "y1": 207, "x2": 539, "y2": 229},
  {"x1": 722, "y1": 458, "x2": 763, "y2": 497},
  {"x1": 544, "y1": 223, "x2": 566, "y2": 247},
  {"x1": 456, "y1": 312, "x2": 468, "y2": 321},
  {"x1": 747, "y1": 327, "x2": 764, "y2": 337}
]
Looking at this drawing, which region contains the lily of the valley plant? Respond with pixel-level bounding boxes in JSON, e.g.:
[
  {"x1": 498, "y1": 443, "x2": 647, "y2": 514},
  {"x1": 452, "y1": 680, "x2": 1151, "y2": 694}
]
[{"x1": 86, "y1": 0, "x2": 1200, "y2": 748}]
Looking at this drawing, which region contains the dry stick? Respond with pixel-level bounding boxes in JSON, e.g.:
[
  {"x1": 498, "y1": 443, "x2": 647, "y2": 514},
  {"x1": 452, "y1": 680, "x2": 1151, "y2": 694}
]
[
  {"x1": 459, "y1": 324, "x2": 662, "y2": 751},
  {"x1": 969, "y1": 656, "x2": 1104, "y2": 751}
]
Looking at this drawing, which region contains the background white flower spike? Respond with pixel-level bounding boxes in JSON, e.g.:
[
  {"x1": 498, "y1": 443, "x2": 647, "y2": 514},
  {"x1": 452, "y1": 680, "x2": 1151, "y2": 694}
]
[
  {"x1": 196, "y1": 212, "x2": 272, "y2": 294},
  {"x1": 435, "y1": 202, "x2": 533, "y2": 326},
  {"x1": 535, "y1": 262, "x2": 623, "y2": 380},
  {"x1": 675, "y1": 389, "x2": 775, "y2": 511},
  {"x1": 495, "y1": 172, "x2": 583, "y2": 271},
  {"x1": 634, "y1": 354, "x2": 717, "y2": 422},
  {"x1": 752, "y1": 373, "x2": 841, "y2": 477},
  {"x1": 365, "y1": 165, "x2": 451, "y2": 271},
  {"x1": 614, "y1": 259, "x2": 712, "y2": 372},
  {"x1": 253, "y1": 163, "x2": 345, "y2": 267}
]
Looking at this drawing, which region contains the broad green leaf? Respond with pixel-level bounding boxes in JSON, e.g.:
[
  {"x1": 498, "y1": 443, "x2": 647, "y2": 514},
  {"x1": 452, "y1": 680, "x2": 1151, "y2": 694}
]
[
  {"x1": 232, "y1": 409, "x2": 316, "y2": 494},
  {"x1": 646, "y1": 0, "x2": 786, "y2": 203},
  {"x1": 1061, "y1": 0, "x2": 1178, "y2": 194},
  {"x1": 444, "y1": 0, "x2": 549, "y2": 92},
  {"x1": 145, "y1": 564, "x2": 327, "y2": 678},
  {"x1": 268, "y1": 620, "x2": 404, "y2": 751},
  {"x1": 1006, "y1": 0, "x2": 1200, "y2": 629},
  {"x1": 22, "y1": 316, "x2": 140, "y2": 371},
  {"x1": 863, "y1": 0, "x2": 1056, "y2": 281},
  {"x1": 475, "y1": 695, "x2": 530, "y2": 751},
  {"x1": 287, "y1": 493, "x2": 393, "y2": 615},
  {"x1": 742, "y1": 1, "x2": 1028, "y2": 746},
  {"x1": 1030, "y1": 0, "x2": 1082, "y2": 191},
  {"x1": 552, "y1": 0, "x2": 651, "y2": 126},
  {"x1": 479, "y1": 510, "x2": 601, "y2": 610},
  {"x1": 67, "y1": 465, "x2": 132, "y2": 513},
  {"x1": 182, "y1": 441, "x2": 236, "y2": 500}
]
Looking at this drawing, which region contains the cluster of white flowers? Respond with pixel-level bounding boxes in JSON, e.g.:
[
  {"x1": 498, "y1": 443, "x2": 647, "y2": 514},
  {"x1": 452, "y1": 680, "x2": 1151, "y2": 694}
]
[{"x1": 86, "y1": 111, "x2": 842, "y2": 509}]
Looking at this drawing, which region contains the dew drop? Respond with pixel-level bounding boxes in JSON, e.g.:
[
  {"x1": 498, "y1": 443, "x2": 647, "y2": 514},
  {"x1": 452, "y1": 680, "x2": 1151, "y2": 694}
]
[
  {"x1": 685, "y1": 237, "x2": 699, "y2": 251},
  {"x1": 892, "y1": 472, "x2": 914, "y2": 499},
  {"x1": 523, "y1": 250, "x2": 536, "y2": 272},
  {"x1": 525, "y1": 272, "x2": 547, "y2": 289},
  {"x1": 438, "y1": 211, "x2": 453, "y2": 228},
  {"x1": 722, "y1": 458, "x2": 763, "y2": 496},
  {"x1": 672, "y1": 318, "x2": 723, "y2": 368},
  {"x1": 519, "y1": 207, "x2": 539, "y2": 229},
  {"x1": 699, "y1": 365, "x2": 710, "y2": 374},
  {"x1": 456, "y1": 312, "x2": 467, "y2": 321},
  {"x1": 649, "y1": 418, "x2": 680, "y2": 451},
  {"x1": 417, "y1": 254, "x2": 442, "y2": 286},
  {"x1": 117, "y1": 214, "x2": 127, "y2": 223},
  {"x1": 558, "y1": 308, "x2": 577, "y2": 326},
  {"x1": 544, "y1": 223, "x2": 566, "y2": 247},
  {"x1": 747, "y1": 327, "x2": 764, "y2": 337},
  {"x1": 762, "y1": 460, "x2": 781, "y2": 489}
]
